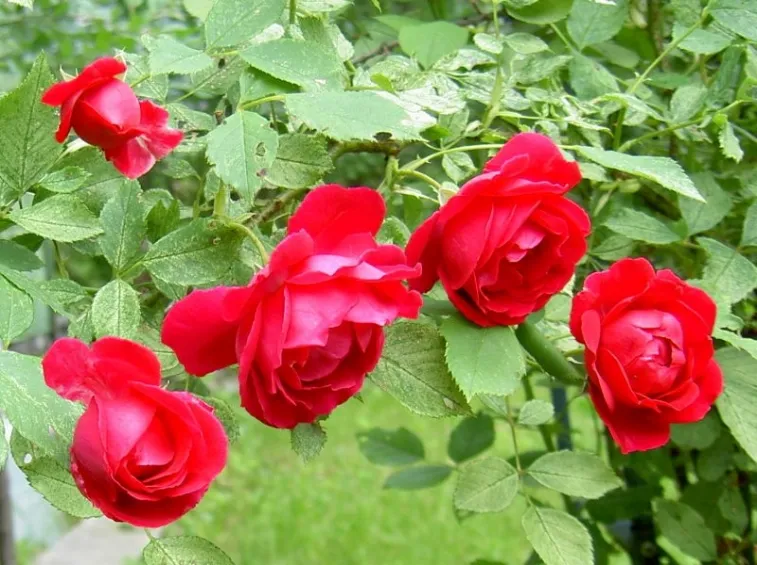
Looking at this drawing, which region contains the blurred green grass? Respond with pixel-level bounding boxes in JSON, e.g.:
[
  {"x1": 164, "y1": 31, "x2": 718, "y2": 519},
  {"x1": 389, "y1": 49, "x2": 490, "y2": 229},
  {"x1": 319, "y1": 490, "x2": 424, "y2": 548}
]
[{"x1": 166, "y1": 382, "x2": 601, "y2": 565}]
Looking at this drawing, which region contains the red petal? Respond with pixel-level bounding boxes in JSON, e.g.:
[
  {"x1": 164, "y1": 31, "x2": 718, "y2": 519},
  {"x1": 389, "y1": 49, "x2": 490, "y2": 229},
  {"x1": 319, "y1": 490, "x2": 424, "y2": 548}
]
[
  {"x1": 136, "y1": 100, "x2": 183, "y2": 159},
  {"x1": 42, "y1": 338, "x2": 94, "y2": 403},
  {"x1": 91, "y1": 337, "x2": 162, "y2": 385},
  {"x1": 41, "y1": 57, "x2": 127, "y2": 107},
  {"x1": 667, "y1": 359, "x2": 723, "y2": 423},
  {"x1": 405, "y1": 211, "x2": 442, "y2": 293},
  {"x1": 104, "y1": 138, "x2": 157, "y2": 179},
  {"x1": 162, "y1": 287, "x2": 242, "y2": 376}
]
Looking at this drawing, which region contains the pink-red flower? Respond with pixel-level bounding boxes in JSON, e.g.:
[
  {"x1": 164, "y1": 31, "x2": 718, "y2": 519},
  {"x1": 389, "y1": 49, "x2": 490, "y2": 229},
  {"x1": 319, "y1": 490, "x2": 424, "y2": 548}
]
[
  {"x1": 406, "y1": 133, "x2": 590, "y2": 327},
  {"x1": 570, "y1": 258, "x2": 723, "y2": 454},
  {"x1": 42, "y1": 337, "x2": 228, "y2": 527},
  {"x1": 41, "y1": 57, "x2": 182, "y2": 179},
  {"x1": 162, "y1": 185, "x2": 423, "y2": 429}
]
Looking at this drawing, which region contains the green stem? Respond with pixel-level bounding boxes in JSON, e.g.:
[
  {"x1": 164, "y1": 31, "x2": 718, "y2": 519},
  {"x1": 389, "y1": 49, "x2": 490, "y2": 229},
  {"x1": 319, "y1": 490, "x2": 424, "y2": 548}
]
[
  {"x1": 397, "y1": 169, "x2": 442, "y2": 190},
  {"x1": 289, "y1": 0, "x2": 296, "y2": 24},
  {"x1": 129, "y1": 74, "x2": 151, "y2": 89},
  {"x1": 504, "y1": 397, "x2": 522, "y2": 473},
  {"x1": 482, "y1": 65, "x2": 503, "y2": 129},
  {"x1": 515, "y1": 321, "x2": 584, "y2": 386},
  {"x1": 522, "y1": 376, "x2": 557, "y2": 453},
  {"x1": 213, "y1": 183, "x2": 228, "y2": 217},
  {"x1": 229, "y1": 222, "x2": 270, "y2": 263},
  {"x1": 550, "y1": 23, "x2": 577, "y2": 53},
  {"x1": 491, "y1": 0, "x2": 500, "y2": 37},
  {"x1": 618, "y1": 118, "x2": 700, "y2": 152},
  {"x1": 52, "y1": 241, "x2": 68, "y2": 278},
  {"x1": 403, "y1": 144, "x2": 503, "y2": 172},
  {"x1": 238, "y1": 94, "x2": 285, "y2": 111}
]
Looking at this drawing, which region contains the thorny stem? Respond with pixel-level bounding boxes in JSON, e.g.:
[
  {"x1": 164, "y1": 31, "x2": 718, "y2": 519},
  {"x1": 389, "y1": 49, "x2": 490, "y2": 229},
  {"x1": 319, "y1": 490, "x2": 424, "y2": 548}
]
[
  {"x1": 515, "y1": 321, "x2": 584, "y2": 386},
  {"x1": 397, "y1": 169, "x2": 442, "y2": 190}
]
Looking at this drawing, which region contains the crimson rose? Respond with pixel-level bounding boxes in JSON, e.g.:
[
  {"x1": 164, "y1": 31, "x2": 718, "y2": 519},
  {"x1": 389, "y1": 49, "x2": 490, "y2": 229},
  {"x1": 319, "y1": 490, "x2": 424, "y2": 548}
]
[
  {"x1": 41, "y1": 57, "x2": 182, "y2": 179},
  {"x1": 570, "y1": 258, "x2": 723, "y2": 453},
  {"x1": 162, "y1": 185, "x2": 422, "y2": 429},
  {"x1": 406, "y1": 132, "x2": 590, "y2": 327},
  {"x1": 42, "y1": 337, "x2": 228, "y2": 527}
]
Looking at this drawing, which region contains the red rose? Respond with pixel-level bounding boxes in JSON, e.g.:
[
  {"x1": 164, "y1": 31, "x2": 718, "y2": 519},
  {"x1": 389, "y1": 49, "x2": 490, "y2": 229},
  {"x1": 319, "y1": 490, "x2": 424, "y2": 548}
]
[
  {"x1": 570, "y1": 258, "x2": 724, "y2": 454},
  {"x1": 42, "y1": 337, "x2": 228, "y2": 527},
  {"x1": 41, "y1": 57, "x2": 182, "y2": 179},
  {"x1": 406, "y1": 133, "x2": 590, "y2": 327},
  {"x1": 162, "y1": 185, "x2": 423, "y2": 429}
]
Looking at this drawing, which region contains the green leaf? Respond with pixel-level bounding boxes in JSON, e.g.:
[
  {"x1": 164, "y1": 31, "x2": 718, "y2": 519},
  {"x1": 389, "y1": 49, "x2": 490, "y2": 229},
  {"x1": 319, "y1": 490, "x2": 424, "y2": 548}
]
[
  {"x1": 384, "y1": 464, "x2": 452, "y2": 490},
  {"x1": 0, "y1": 53, "x2": 62, "y2": 206},
  {"x1": 442, "y1": 152, "x2": 476, "y2": 183},
  {"x1": 741, "y1": 201, "x2": 757, "y2": 247},
  {"x1": 528, "y1": 451, "x2": 622, "y2": 499},
  {"x1": 206, "y1": 111, "x2": 278, "y2": 205},
  {"x1": 604, "y1": 209, "x2": 681, "y2": 244},
  {"x1": 0, "y1": 350, "x2": 82, "y2": 459},
  {"x1": 54, "y1": 147, "x2": 124, "y2": 210},
  {"x1": 91, "y1": 280, "x2": 141, "y2": 339},
  {"x1": 241, "y1": 39, "x2": 345, "y2": 91},
  {"x1": 716, "y1": 348, "x2": 757, "y2": 463},
  {"x1": 503, "y1": 32, "x2": 549, "y2": 55},
  {"x1": 575, "y1": 147, "x2": 703, "y2": 201},
  {"x1": 357, "y1": 428, "x2": 425, "y2": 466},
  {"x1": 567, "y1": 0, "x2": 628, "y2": 50},
  {"x1": 124, "y1": 53, "x2": 169, "y2": 101},
  {"x1": 201, "y1": 396, "x2": 241, "y2": 444},
  {"x1": 143, "y1": 536, "x2": 235, "y2": 565},
  {"x1": 0, "y1": 240, "x2": 42, "y2": 271},
  {"x1": 654, "y1": 500, "x2": 717, "y2": 561},
  {"x1": 474, "y1": 33, "x2": 503, "y2": 55},
  {"x1": 671, "y1": 413, "x2": 721, "y2": 450},
  {"x1": 100, "y1": 182, "x2": 146, "y2": 272},
  {"x1": 699, "y1": 238, "x2": 757, "y2": 305},
  {"x1": 285, "y1": 91, "x2": 433, "y2": 141},
  {"x1": 266, "y1": 134, "x2": 333, "y2": 189},
  {"x1": 518, "y1": 399, "x2": 554, "y2": 426},
  {"x1": 718, "y1": 119, "x2": 744, "y2": 162},
  {"x1": 448, "y1": 414, "x2": 495, "y2": 463},
  {"x1": 167, "y1": 103, "x2": 216, "y2": 132},
  {"x1": 454, "y1": 457, "x2": 519, "y2": 513},
  {"x1": 291, "y1": 422, "x2": 327, "y2": 463},
  {"x1": 398, "y1": 22, "x2": 468, "y2": 68},
  {"x1": 440, "y1": 314, "x2": 526, "y2": 401},
  {"x1": 144, "y1": 35, "x2": 214, "y2": 75},
  {"x1": 676, "y1": 24, "x2": 733, "y2": 55},
  {"x1": 710, "y1": 0, "x2": 757, "y2": 42},
  {"x1": 184, "y1": 0, "x2": 214, "y2": 20},
  {"x1": 13, "y1": 433, "x2": 100, "y2": 518},
  {"x1": 669, "y1": 84, "x2": 707, "y2": 122},
  {"x1": 143, "y1": 218, "x2": 244, "y2": 286},
  {"x1": 369, "y1": 320, "x2": 470, "y2": 418},
  {"x1": 679, "y1": 172, "x2": 732, "y2": 235},
  {"x1": 569, "y1": 55, "x2": 619, "y2": 99},
  {"x1": 38, "y1": 167, "x2": 92, "y2": 194},
  {"x1": 204, "y1": 0, "x2": 286, "y2": 51},
  {"x1": 10, "y1": 195, "x2": 103, "y2": 242},
  {"x1": 506, "y1": 0, "x2": 573, "y2": 25},
  {"x1": 585, "y1": 485, "x2": 661, "y2": 523},
  {"x1": 0, "y1": 276, "x2": 33, "y2": 346},
  {"x1": 718, "y1": 486, "x2": 748, "y2": 533},
  {"x1": 0, "y1": 267, "x2": 67, "y2": 315},
  {"x1": 522, "y1": 506, "x2": 593, "y2": 565},
  {"x1": 0, "y1": 420, "x2": 6, "y2": 471}
]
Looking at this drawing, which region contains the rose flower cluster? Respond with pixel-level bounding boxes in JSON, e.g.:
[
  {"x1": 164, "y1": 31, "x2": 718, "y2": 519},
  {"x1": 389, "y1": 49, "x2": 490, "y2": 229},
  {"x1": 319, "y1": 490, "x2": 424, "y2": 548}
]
[{"x1": 39, "y1": 58, "x2": 723, "y2": 527}]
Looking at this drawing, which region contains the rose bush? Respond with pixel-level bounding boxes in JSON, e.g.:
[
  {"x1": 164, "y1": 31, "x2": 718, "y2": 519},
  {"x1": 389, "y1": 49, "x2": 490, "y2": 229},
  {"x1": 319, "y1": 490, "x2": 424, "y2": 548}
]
[
  {"x1": 162, "y1": 185, "x2": 422, "y2": 429},
  {"x1": 406, "y1": 133, "x2": 590, "y2": 327},
  {"x1": 570, "y1": 258, "x2": 723, "y2": 453},
  {"x1": 42, "y1": 337, "x2": 228, "y2": 526}
]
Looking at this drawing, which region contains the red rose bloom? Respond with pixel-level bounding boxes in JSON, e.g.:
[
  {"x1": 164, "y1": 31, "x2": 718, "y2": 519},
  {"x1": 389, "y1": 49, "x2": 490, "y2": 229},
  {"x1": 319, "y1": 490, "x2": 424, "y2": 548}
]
[
  {"x1": 42, "y1": 337, "x2": 228, "y2": 527},
  {"x1": 406, "y1": 133, "x2": 590, "y2": 327},
  {"x1": 41, "y1": 57, "x2": 182, "y2": 179},
  {"x1": 162, "y1": 185, "x2": 423, "y2": 429},
  {"x1": 570, "y1": 258, "x2": 724, "y2": 454}
]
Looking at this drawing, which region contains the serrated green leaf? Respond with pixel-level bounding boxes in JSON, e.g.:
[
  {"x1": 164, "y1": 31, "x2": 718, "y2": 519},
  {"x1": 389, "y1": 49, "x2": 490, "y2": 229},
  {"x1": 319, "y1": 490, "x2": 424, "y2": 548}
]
[
  {"x1": 10, "y1": 195, "x2": 103, "y2": 242},
  {"x1": 0, "y1": 240, "x2": 42, "y2": 271},
  {"x1": 518, "y1": 399, "x2": 554, "y2": 426},
  {"x1": 0, "y1": 266, "x2": 67, "y2": 315},
  {"x1": 567, "y1": 0, "x2": 628, "y2": 49},
  {"x1": 241, "y1": 38, "x2": 345, "y2": 91},
  {"x1": 504, "y1": 32, "x2": 549, "y2": 54},
  {"x1": 184, "y1": 0, "x2": 214, "y2": 20},
  {"x1": 514, "y1": 53, "x2": 571, "y2": 84},
  {"x1": 585, "y1": 485, "x2": 661, "y2": 523},
  {"x1": 718, "y1": 119, "x2": 744, "y2": 162},
  {"x1": 286, "y1": 91, "x2": 433, "y2": 141},
  {"x1": 53, "y1": 147, "x2": 124, "y2": 210},
  {"x1": 124, "y1": 53, "x2": 169, "y2": 101},
  {"x1": 442, "y1": 152, "x2": 476, "y2": 183},
  {"x1": 38, "y1": 279, "x2": 89, "y2": 313},
  {"x1": 528, "y1": 451, "x2": 621, "y2": 499},
  {"x1": 299, "y1": 0, "x2": 352, "y2": 13},
  {"x1": 569, "y1": 55, "x2": 619, "y2": 99},
  {"x1": 676, "y1": 24, "x2": 733, "y2": 55},
  {"x1": 440, "y1": 314, "x2": 525, "y2": 401},
  {"x1": 143, "y1": 536, "x2": 235, "y2": 565},
  {"x1": 100, "y1": 182, "x2": 146, "y2": 272},
  {"x1": 710, "y1": 0, "x2": 757, "y2": 42},
  {"x1": 454, "y1": 457, "x2": 519, "y2": 513},
  {"x1": 0, "y1": 53, "x2": 62, "y2": 206},
  {"x1": 384, "y1": 464, "x2": 452, "y2": 490},
  {"x1": 91, "y1": 280, "x2": 141, "y2": 339},
  {"x1": 143, "y1": 219, "x2": 244, "y2": 286},
  {"x1": 291, "y1": 422, "x2": 326, "y2": 462},
  {"x1": 448, "y1": 414, "x2": 495, "y2": 463},
  {"x1": 266, "y1": 134, "x2": 333, "y2": 189},
  {"x1": 144, "y1": 35, "x2": 214, "y2": 75},
  {"x1": 506, "y1": 0, "x2": 573, "y2": 24},
  {"x1": 369, "y1": 320, "x2": 470, "y2": 417},
  {"x1": 669, "y1": 84, "x2": 707, "y2": 122},
  {"x1": 742, "y1": 201, "x2": 757, "y2": 247},
  {"x1": 204, "y1": 0, "x2": 286, "y2": 50},
  {"x1": 206, "y1": 111, "x2": 278, "y2": 205},
  {"x1": 0, "y1": 276, "x2": 33, "y2": 346},
  {"x1": 716, "y1": 348, "x2": 757, "y2": 464},
  {"x1": 604, "y1": 208, "x2": 681, "y2": 244},
  {"x1": 167, "y1": 103, "x2": 216, "y2": 132},
  {"x1": 699, "y1": 238, "x2": 757, "y2": 305},
  {"x1": 522, "y1": 506, "x2": 593, "y2": 565},
  {"x1": 398, "y1": 22, "x2": 469, "y2": 68},
  {"x1": 357, "y1": 427, "x2": 425, "y2": 466},
  {"x1": 200, "y1": 396, "x2": 240, "y2": 444},
  {"x1": 679, "y1": 172, "x2": 732, "y2": 236},
  {"x1": 576, "y1": 146, "x2": 703, "y2": 201},
  {"x1": 655, "y1": 500, "x2": 717, "y2": 561},
  {"x1": 38, "y1": 167, "x2": 91, "y2": 194},
  {"x1": 473, "y1": 33, "x2": 503, "y2": 55}
]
